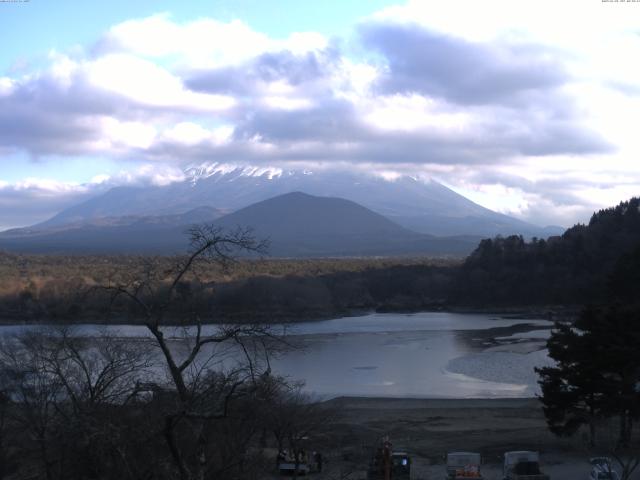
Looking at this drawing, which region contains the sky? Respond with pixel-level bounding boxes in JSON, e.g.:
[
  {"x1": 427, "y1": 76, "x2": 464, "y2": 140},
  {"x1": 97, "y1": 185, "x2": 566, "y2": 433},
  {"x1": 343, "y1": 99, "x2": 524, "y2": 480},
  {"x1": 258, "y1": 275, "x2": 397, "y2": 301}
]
[{"x1": 1, "y1": 0, "x2": 639, "y2": 230}]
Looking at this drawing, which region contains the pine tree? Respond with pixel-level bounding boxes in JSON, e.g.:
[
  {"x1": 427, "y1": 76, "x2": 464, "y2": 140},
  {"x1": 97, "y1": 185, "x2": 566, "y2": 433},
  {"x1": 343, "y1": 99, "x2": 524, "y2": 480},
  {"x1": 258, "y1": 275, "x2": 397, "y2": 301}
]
[
  {"x1": 537, "y1": 304, "x2": 640, "y2": 447},
  {"x1": 536, "y1": 312, "x2": 610, "y2": 446}
]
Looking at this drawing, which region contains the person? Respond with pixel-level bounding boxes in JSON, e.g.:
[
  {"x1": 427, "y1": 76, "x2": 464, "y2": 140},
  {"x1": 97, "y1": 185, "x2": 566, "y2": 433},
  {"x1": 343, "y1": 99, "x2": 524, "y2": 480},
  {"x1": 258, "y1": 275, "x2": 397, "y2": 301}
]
[{"x1": 314, "y1": 451, "x2": 323, "y2": 472}]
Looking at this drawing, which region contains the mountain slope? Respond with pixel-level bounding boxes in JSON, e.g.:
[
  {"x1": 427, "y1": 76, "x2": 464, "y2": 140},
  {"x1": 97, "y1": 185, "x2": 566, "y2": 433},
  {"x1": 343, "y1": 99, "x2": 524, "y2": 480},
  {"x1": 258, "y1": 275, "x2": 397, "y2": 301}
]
[
  {"x1": 37, "y1": 164, "x2": 562, "y2": 238},
  {"x1": 0, "y1": 193, "x2": 479, "y2": 256},
  {"x1": 4, "y1": 206, "x2": 223, "y2": 237},
  {"x1": 0, "y1": 207, "x2": 223, "y2": 254},
  {"x1": 212, "y1": 192, "x2": 478, "y2": 256}
]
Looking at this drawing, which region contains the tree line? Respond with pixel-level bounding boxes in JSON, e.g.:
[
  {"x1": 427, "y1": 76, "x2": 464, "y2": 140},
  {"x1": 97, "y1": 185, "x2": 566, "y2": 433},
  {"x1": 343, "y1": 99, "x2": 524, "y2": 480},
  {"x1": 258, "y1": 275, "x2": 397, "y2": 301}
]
[{"x1": 454, "y1": 197, "x2": 640, "y2": 306}]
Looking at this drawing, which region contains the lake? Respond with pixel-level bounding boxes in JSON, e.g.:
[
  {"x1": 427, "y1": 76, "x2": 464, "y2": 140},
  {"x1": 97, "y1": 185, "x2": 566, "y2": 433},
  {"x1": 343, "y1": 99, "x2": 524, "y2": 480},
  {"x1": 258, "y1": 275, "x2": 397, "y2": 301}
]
[{"x1": 0, "y1": 312, "x2": 555, "y2": 398}]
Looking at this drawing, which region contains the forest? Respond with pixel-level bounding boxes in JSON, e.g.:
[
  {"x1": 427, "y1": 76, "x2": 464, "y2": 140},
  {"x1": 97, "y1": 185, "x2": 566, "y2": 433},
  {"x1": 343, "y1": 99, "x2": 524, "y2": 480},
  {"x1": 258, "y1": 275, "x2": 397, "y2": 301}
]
[{"x1": 0, "y1": 197, "x2": 639, "y2": 325}]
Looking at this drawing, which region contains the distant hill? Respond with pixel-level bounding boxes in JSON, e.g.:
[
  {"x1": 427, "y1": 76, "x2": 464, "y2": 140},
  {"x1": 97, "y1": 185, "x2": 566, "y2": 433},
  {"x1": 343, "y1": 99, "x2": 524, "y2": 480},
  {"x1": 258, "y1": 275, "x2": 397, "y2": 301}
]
[
  {"x1": 454, "y1": 197, "x2": 640, "y2": 306},
  {"x1": 35, "y1": 164, "x2": 562, "y2": 238},
  {"x1": 3, "y1": 206, "x2": 224, "y2": 237},
  {"x1": 0, "y1": 207, "x2": 223, "y2": 254},
  {"x1": 0, "y1": 193, "x2": 480, "y2": 256},
  {"x1": 212, "y1": 192, "x2": 479, "y2": 256}
]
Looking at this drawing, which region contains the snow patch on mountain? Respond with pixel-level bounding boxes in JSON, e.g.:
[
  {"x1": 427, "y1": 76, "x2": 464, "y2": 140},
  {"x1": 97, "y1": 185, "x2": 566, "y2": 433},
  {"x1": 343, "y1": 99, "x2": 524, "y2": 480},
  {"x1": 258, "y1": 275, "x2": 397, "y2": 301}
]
[{"x1": 185, "y1": 162, "x2": 287, "y2": 184}]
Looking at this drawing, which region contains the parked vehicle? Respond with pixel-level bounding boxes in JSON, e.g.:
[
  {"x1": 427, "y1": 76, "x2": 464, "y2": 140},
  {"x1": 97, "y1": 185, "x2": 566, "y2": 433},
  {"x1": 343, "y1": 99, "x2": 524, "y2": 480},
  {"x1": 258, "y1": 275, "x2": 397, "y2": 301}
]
[
  {"x1": 446, "y1": 452, "x2": 483, "y2": 479},
  {"x1": 277, "y1": 449, "x2": 310, "y2": 476},
  {"x1": 503, "y1": 451, "x2": 550, "y2": 480},
  {"x1": 367, "y1": 438, "x2": 411, "y2": 479},
  {"x1": 589, "y1": 458, "x2": 619, "y2": 480}
]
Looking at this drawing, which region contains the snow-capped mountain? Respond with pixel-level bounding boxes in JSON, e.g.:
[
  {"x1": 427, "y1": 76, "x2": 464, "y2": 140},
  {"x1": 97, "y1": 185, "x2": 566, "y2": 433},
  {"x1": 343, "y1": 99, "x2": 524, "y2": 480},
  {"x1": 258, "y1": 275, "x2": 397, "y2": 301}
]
[{"x1": 38, "y1": 163, "x2": 562, "y2": 238}]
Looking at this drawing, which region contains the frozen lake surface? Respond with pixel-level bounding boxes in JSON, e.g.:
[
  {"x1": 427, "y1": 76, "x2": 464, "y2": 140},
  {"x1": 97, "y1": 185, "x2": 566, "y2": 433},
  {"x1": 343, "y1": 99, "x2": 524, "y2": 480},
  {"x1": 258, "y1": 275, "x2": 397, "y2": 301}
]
[
  {"x1": 271, "y1": 312, "x2": 554, "y2": 398},
  {"x1": 0, "y1": 312, "x2": 555, "y2": 398}
]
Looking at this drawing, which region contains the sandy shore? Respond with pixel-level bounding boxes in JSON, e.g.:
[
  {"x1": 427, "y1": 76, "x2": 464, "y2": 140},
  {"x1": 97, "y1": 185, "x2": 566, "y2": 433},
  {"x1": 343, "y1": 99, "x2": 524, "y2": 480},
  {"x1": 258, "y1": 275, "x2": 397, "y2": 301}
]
[{"x1": 265, "y1": 397, "x2": 639, "y2": 479}]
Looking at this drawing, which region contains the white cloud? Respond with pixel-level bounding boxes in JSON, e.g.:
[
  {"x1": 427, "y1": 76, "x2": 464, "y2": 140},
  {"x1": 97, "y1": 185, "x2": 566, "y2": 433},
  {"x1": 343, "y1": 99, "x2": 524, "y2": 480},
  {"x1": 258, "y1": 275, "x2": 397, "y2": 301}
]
[
  {"x1": 0, "y1": 165, "x2": 187, "y2": 229},
  {"x1": 162, "y1": 122, "x2": 211, "y2": 145},
  {"x1": 373, "y1": 0, "x2": 640, "y2": 47},
  {"x1": 0, "y1": 77, "x2": 13, "y2": 96},
  {"x1": 285, "y1": 32, "x2": 328, "y2": 55},
  {"x1": 49, "y1": 52, "x2": 78, "y2": 86},
  {"x1": 104, "y1": 15, "x2": 269, "y2": 66},
  {"x1": 101, "y1": 14, "x2": 327, "y2": 69},
  {"x1": 100, "y1": 117, "x2": 157, "y2": 150},
  {"x1": 86, "y1": 53, "x2": 236, "y2": 111},
  {"x1": 363, "y1": 94, "x2": 470, "y2": 132},
  {"x1": 262, "y1": 96, "x2": 314, "y2": 111},
  {"x1": 126, "y1": 164, "x2": 185, "y2": 186}
]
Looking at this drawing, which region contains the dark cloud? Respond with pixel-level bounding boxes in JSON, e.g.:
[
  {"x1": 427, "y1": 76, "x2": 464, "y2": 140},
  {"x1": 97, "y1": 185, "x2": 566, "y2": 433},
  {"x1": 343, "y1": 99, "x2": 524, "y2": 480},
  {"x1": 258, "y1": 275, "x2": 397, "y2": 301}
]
[
  {"x1": 360, "y1": 22, "x2": 566, "y2": 105},
  {"x1": 186, "y1": 48, "x2": 338, "y2": 95},
  {"x1": 0, "y1": 70, "x2": 120, "y2": 156},
  {"x1": 233, "y1": 99, "x2": 362, "y2": 143},
  {"x1": 146, "y1": 106, "x2": 608, "y2": 168},
  {"x1": 0, "y1": 103, "x2": 102, "y2": 157}
]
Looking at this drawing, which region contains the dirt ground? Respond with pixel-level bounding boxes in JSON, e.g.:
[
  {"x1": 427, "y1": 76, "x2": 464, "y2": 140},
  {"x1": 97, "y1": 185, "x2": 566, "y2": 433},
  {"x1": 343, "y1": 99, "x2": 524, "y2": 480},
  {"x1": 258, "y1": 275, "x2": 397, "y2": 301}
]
[{"x1": 264, "y1": 397, "x2": 640, "y2": 480}]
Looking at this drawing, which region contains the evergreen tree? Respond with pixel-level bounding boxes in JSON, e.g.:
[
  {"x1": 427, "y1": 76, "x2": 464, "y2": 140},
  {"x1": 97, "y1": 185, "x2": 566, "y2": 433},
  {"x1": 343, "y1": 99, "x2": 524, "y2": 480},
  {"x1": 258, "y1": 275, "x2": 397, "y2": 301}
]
[
  {"x1": 536, "y1": 312, "x2": 610, "y2": 446},
  {"x1": 537, "y1": 305, "x2": 640, "y2": 447}
]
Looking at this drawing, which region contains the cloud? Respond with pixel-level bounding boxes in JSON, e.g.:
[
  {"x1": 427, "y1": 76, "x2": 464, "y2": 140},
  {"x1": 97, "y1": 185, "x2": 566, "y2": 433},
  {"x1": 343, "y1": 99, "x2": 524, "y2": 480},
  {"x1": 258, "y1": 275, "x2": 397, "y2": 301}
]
[
  {"x1": 0, "y1": 51, "x2": 236, "y2": 157},
  {"x1": 360, "y1": 21, "x2": 566, "y2": 105},
  {"x1": 0, "y1": 165, "x2": 185, "y2": 230},
  {"x1": 0, "y1": 13, "x2": 610, "y2": 165},
  {"x1": 96, "y1": 13, "x2": 328, "y2": 68},
  {"x1": 186, "y1": 48, "x2": 339, "y2": 96},
  {"x1": 0, "y1": 8, "x2": 637, "y2": 228},
  {"x1": 0, "y1": 179, "x2": 101, "y2": 230}
]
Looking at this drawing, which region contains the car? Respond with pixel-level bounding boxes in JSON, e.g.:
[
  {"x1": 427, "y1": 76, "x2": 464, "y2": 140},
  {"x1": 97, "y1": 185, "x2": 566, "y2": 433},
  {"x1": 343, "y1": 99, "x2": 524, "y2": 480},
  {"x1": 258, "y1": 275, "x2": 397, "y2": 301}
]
[
  {"x1": 589, "y1": 469, "x2": 619, "y2": 480},
  {"x1": 588, "y1": 458, "x2": 619, "y2": 480}
]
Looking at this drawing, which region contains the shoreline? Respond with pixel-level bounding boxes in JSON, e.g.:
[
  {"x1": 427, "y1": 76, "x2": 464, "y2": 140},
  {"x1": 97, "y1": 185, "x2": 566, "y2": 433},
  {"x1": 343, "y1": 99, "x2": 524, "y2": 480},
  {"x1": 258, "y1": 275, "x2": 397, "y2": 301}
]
[
  {"x1": 0, "y1": 305, "x2": 574, "y2": 326},
  {"x1": 327, "y1": 396, "x2": 540, "y2": 408}
]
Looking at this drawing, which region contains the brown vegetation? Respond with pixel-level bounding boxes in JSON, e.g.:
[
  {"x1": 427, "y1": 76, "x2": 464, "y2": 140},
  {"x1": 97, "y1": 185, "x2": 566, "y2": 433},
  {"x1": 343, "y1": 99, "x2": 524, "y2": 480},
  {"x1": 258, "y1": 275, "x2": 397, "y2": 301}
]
[{"x1": 0, "y1": 251, "x2": 459, "y2": 324}]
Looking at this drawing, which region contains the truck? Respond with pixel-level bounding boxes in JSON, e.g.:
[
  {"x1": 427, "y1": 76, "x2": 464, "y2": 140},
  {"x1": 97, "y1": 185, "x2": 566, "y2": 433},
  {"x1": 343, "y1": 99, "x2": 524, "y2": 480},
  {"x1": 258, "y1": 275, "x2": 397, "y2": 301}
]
[
  {"x1": 503, "y1": 451, "x2": 550, "y2": 480},
  {"x1": 446, "y1": 451, "x2": 483, "y2": 479}
]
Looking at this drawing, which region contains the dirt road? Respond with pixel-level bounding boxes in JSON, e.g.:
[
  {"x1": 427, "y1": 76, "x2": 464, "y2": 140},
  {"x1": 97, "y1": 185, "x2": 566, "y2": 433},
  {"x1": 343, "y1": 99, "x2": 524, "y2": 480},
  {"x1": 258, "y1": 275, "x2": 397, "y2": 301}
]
[{"x1": 284, "y1": 397, "x2": 640, "y2": 480}]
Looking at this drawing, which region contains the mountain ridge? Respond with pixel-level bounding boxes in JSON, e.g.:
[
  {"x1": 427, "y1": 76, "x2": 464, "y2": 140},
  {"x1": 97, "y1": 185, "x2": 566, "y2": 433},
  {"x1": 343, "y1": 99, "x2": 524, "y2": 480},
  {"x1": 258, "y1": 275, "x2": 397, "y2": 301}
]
[
  {"x1": 35, "y1": 164, "x2": 563, "y2": 239},
  {"x1": 0, "y1": 192, "x2": 480, "y2": 256}
]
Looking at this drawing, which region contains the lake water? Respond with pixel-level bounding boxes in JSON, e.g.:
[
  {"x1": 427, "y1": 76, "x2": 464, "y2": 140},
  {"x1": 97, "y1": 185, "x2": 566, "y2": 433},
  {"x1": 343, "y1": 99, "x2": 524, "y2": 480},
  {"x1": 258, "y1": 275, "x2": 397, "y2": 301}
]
[{"x1": 0, "y1": 312, "x2": 555, "y2": 398}]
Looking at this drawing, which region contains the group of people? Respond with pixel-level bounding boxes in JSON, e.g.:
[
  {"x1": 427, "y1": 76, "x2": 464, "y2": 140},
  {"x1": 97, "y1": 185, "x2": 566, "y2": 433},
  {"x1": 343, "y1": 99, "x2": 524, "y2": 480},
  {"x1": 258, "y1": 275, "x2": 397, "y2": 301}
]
[{"x1": 277, "y1": 449, "x2": 323, "y2": 472}]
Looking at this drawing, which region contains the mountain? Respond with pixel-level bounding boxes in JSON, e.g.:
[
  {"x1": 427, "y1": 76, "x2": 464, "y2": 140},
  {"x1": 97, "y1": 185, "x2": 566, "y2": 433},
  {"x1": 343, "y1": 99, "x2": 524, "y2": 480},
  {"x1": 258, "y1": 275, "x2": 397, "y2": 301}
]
[
  {"x1": 0, "y1": 207, "x2": 223, "y2": 254},
  {"x1": 37, "y1": 164, "x2": 563, "y2": 238},
  {"x1": 4, "y1": 206, "x2": 224, "y2": 237},
  {"x1": 0, "y1": 193, "x2": 479, "y2": 256},
  {"x1": 213, "y1": 192, "x2": 478, "y2": 256}
]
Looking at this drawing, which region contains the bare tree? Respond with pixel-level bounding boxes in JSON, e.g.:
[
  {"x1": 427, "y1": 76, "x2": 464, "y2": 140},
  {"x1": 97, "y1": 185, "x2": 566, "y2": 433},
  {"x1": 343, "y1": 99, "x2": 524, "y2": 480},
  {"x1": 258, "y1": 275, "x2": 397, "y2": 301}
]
[
  {"x1": 0, "y1": 388, "x2": 16, "y2": 480},
  {"x1": 97, "y1": 225, "x2": 288, "y2": 480},
  {"x1": 268, "y1": 383, "x2": 336, "y2": 478},
  {"x1": 0, "y1": 226, "x2": 296, "y2": 479},
  {"x1": 0, "y1": 333, "x2": 64, "y2": 480},
  {"x1": 0, "y1": 328, "x2": 158, "y2": 479}
]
